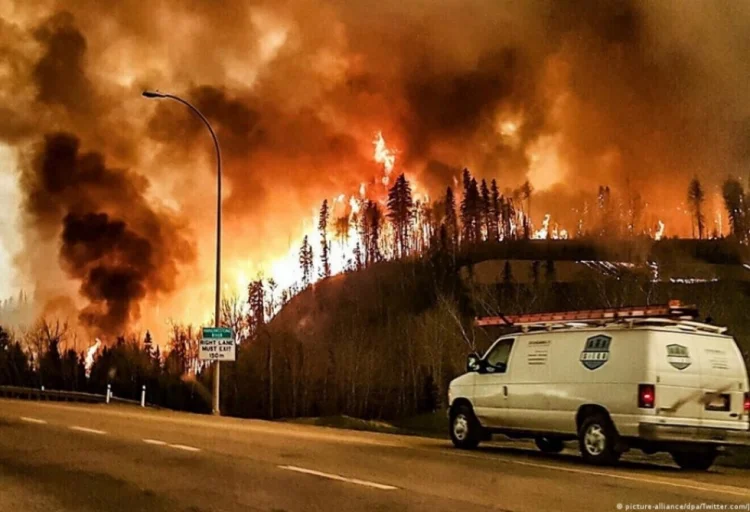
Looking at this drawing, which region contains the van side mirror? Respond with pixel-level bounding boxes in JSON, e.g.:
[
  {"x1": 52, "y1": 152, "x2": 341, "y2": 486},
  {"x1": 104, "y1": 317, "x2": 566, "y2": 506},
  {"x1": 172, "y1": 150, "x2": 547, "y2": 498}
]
[{"x1": 467, "y1": 353, "x2": 482, "y2": 373}]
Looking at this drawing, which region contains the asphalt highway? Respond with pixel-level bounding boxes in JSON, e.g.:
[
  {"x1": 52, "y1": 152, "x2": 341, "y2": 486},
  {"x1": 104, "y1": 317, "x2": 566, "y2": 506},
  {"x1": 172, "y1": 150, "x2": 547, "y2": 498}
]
[{"x1": 0, "y1": 399, "x2": 748, "y2": 512}]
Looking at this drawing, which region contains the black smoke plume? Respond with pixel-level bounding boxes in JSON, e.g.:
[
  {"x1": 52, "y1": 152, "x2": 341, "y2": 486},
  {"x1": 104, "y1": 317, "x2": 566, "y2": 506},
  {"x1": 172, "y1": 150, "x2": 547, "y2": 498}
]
[
  {"x1": 23, "y1": 133, "x2": 194, "y2": 334},
  {"x1": 2, "y1": 0, "x2": 750, "y2": 332}
]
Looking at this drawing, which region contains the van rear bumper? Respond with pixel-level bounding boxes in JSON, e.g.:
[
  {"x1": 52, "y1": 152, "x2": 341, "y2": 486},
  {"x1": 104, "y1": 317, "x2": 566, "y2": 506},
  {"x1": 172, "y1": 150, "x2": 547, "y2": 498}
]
[{"x1": 639, "y1": 423, "x2": 750, "y2": 446}]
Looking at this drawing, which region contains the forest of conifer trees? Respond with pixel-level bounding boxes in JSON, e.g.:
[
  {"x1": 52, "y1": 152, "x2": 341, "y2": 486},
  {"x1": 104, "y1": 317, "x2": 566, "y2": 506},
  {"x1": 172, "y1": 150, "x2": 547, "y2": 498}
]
[{"x1": 1, "y1": 171, "x2": 749, "y2": 419}]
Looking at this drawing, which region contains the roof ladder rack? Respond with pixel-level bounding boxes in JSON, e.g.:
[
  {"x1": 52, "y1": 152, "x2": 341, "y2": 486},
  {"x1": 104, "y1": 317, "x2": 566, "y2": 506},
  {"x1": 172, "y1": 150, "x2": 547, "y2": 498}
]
[{"x1": 475, "y1": 300, "x2": 700, "y2": 329}]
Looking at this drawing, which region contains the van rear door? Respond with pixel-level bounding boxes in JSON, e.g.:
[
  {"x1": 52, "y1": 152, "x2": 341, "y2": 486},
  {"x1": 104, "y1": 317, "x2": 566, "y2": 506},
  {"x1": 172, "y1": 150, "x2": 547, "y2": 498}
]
[
  {"x1": 696, "y1": 335, "x2": 748, "y2": 430},
  {"x1": 654, "y1": 334, "x2": 704, "y2": 428}
]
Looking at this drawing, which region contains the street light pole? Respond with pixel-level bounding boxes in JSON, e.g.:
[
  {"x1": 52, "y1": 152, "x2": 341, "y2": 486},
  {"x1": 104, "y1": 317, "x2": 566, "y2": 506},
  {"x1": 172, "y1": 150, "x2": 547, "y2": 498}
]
[{"x1": 142, "y1": 90, "x2": 223, "y2": 416}]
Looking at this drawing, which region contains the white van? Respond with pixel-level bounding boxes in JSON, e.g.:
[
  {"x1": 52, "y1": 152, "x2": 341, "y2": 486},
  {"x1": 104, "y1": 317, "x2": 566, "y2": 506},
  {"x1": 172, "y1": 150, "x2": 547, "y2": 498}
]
[{"x1": 448, "y1": 315, "x2": 750, "y2": 470}]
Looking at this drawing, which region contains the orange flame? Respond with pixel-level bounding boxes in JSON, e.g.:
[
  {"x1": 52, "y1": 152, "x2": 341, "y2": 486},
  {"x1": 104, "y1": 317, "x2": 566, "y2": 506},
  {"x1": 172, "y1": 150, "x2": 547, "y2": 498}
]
[
  {"x1": 373, "y1": 131, "x2": 396, "y2": 184},
  {"x1": 85, "y1": 338, "x2": 101, "y2": 378},
  {"x1": 532, "y1": 213, "x2": 569, "y2": 240},
  {"x1": 533, "y1": 214, "x2": 551, "y2": 239},
  {"x1": 655, "y1": 220, "x2": 666, "y2": 240}
]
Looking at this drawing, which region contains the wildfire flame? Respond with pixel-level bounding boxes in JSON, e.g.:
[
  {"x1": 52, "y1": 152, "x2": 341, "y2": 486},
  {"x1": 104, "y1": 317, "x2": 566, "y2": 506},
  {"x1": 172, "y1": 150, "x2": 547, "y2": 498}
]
[
  {"x1": 85, "y1": 338, "x2": 101, "y2": 378},
  {"x1": 715, "y1": 210, "x2": 723, "y2": 237},
  {"x1": 228, "y1": 131, "x2": 402, "y2": 302},
  {"x1": 534, "y1": 214, "x2": 551, "y2": 239},
  {"x1": 531, "y1": 213, "x2": 569, "y2": 240},
  {"x1": 655, "y1": 220, "x2": 666, "y2": 241},
  {"x1": 373, "y1": 131, "x2": 396, "y2": 185}
]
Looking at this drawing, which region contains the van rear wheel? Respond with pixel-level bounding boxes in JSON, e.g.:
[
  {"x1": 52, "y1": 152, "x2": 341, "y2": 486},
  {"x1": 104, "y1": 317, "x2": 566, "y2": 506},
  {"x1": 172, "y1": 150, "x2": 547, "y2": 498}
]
[
  {"x1": 535, "y1": 437, "x2": 564, "y2": 454},
  {"x1": 670, "y1": 450, "x2": 717, "y2": 471},
  {"x1": 450, "y1": 404, "x2": 481, "y2": 449},
  {"x1": 578, "y1": 413, "x2": 621, "y2": 465}
]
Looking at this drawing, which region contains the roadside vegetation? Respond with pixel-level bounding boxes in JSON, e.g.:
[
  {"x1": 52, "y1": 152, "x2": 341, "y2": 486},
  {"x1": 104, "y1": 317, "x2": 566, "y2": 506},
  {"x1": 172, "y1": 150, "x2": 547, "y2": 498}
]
[{"x1": 1, "y1": 254, "x2": 747, "y2": 420}]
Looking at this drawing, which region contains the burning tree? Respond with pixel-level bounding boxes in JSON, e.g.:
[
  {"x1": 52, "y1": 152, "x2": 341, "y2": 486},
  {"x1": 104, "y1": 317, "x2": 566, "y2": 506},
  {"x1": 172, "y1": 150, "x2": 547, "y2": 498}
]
[
  {"x1": 500, "y1": 195, "x2": 515, "y2": 240},
  {"x1": 334, "y1": 216, "x2": 350, "y2": 249},
  {"x1": 490, "y1": 180, "x2": 501, "y2": 242},
  {"x1": 412, "y1": 199, "x2": 433, "y2": 255},
  {"x1": 264, "y1": 279, "x2": 278, "y2": 321},
  {"x1": 299, "y1": 236, "x2": 314, "y2": 287},
  {"x1": 248, "y1": 278, "x2": 265, "y2": 338},
  {"x1": 387, "y1": 174, "x2": 414, "y2": 258},
  {"x1": 361, "y1": 200, "x2": 383, "y2": 266},
  {"x1": 318, "y1": 199, "x2": 331, "y2": 279},
  {"x1": 687, "y1": 177, "x2": 706, "y2": 239},
  {"x1": 480, "y1": 179, "x2": 491, "y2": 240},
  {"x1": 722, "y1": 177, "x2": 748, "y2": 243},
  {"x1": 444, "y1": 187, "x2": 459, "y2": 252},
  {"x1": 143, "y1": 330, "x2": 153, "y2": 357},
  {"x1": 460, "y1": 170, "x2": 481, "y2": 245},
  {"x1": 352, "y1": 242, "x2": 363, "y2": 271}
]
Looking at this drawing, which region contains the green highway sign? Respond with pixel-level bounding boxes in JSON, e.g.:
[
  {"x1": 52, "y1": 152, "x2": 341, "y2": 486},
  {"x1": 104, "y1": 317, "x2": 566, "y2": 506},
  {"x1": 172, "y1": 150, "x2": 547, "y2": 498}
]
[
  {"x1": 200, "y1": 327, "x2": 236, "y2": 362},
  {"x1": 202, "y1": 327, "x2": 233, "y2": 340}
]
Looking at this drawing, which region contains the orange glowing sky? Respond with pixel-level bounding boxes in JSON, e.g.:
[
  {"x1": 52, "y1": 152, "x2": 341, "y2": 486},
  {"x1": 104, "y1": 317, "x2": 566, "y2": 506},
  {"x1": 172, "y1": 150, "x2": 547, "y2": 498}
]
[{"x1": 1, "y1": 0, "x2": 749, "y2": 338}]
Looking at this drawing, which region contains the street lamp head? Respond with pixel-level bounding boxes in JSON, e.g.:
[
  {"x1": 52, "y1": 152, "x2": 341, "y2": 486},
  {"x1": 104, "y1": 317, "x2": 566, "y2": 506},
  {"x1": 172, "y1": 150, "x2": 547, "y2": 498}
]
[{"x1": 142, "y1": 90, "x2": 166, "y2": 99}]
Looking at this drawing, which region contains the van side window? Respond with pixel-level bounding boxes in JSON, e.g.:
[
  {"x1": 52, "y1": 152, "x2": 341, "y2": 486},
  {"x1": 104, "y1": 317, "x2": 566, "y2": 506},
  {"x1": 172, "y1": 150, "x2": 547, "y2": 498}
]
[{"x1": 485, "y1": 339, "x2": 514, "y2": 373}]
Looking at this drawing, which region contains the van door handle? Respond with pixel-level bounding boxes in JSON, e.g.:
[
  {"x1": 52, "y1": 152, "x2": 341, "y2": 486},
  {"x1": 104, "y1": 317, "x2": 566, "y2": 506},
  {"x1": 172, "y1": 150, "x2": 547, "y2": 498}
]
[{"x1": 503, "y1": 385, "x2": 508, "y2": 397}]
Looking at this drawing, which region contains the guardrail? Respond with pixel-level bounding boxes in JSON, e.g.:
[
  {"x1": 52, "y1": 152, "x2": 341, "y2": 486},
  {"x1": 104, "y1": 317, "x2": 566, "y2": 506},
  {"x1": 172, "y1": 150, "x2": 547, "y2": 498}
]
[{"x1": 0, "y1": 385, "x2": 150, "y2": 407}]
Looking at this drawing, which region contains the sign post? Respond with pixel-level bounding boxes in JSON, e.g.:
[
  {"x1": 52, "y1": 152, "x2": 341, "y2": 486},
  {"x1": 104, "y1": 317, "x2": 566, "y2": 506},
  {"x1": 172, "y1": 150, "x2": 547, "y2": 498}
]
[{"x1": 200, "y1": 327, "x2": 236, "y2": 362}]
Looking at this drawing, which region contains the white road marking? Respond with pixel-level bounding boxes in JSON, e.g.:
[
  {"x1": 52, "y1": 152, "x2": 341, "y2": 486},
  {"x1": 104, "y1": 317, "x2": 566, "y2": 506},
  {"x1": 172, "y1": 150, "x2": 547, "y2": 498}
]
[
  {"x1": 20, "y1": 417, "x2": 47, "y2": 424},
  {"x1": 143, "y1": 439, "x2": 167, "y2": 446},
  {"x1": 169, "y1": 444, "x2": 201, "y2": 452},
  {"x1": 444, "y1": 450, "x2": 750, "y2": 498},
  {"x1": 69, "y1": 426, "x2": 106, "y2": 435},
  {"x1": 9, "y1": 399, "x2": 744, "y2": 498},
  {"x1": 279, "y1": 465, "x2": 398, "y2": 491}
]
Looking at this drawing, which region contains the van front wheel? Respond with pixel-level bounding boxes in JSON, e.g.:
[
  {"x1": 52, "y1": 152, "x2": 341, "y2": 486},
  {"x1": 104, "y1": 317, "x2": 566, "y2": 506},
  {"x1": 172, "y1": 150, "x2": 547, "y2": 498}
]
[
  {"x1": 578, "y1": 414, "x2": 621, "y2": 465},
  {"x1": 450, "y1": 405, "x2": 481, "y2": 449}
]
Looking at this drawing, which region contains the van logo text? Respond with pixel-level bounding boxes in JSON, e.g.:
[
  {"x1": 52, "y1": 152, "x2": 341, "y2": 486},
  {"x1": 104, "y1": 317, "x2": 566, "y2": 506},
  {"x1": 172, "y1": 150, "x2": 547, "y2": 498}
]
[
  {"x1": 667, "y1": 344, "x2": 692, "y2": 370},
  {"x1": 580, "y1": 335, "x2": 611, "y2": 370}
]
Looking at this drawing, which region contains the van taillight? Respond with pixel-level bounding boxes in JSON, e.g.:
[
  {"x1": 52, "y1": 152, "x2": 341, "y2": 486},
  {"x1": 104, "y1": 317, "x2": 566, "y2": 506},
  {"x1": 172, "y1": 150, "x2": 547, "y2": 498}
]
[
  {"x1": 744, "y1": 393, "x2": 750, "y2": 413},
  {"x1": 639, "y1": 384, "x2": 656, "y2": 409}
]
